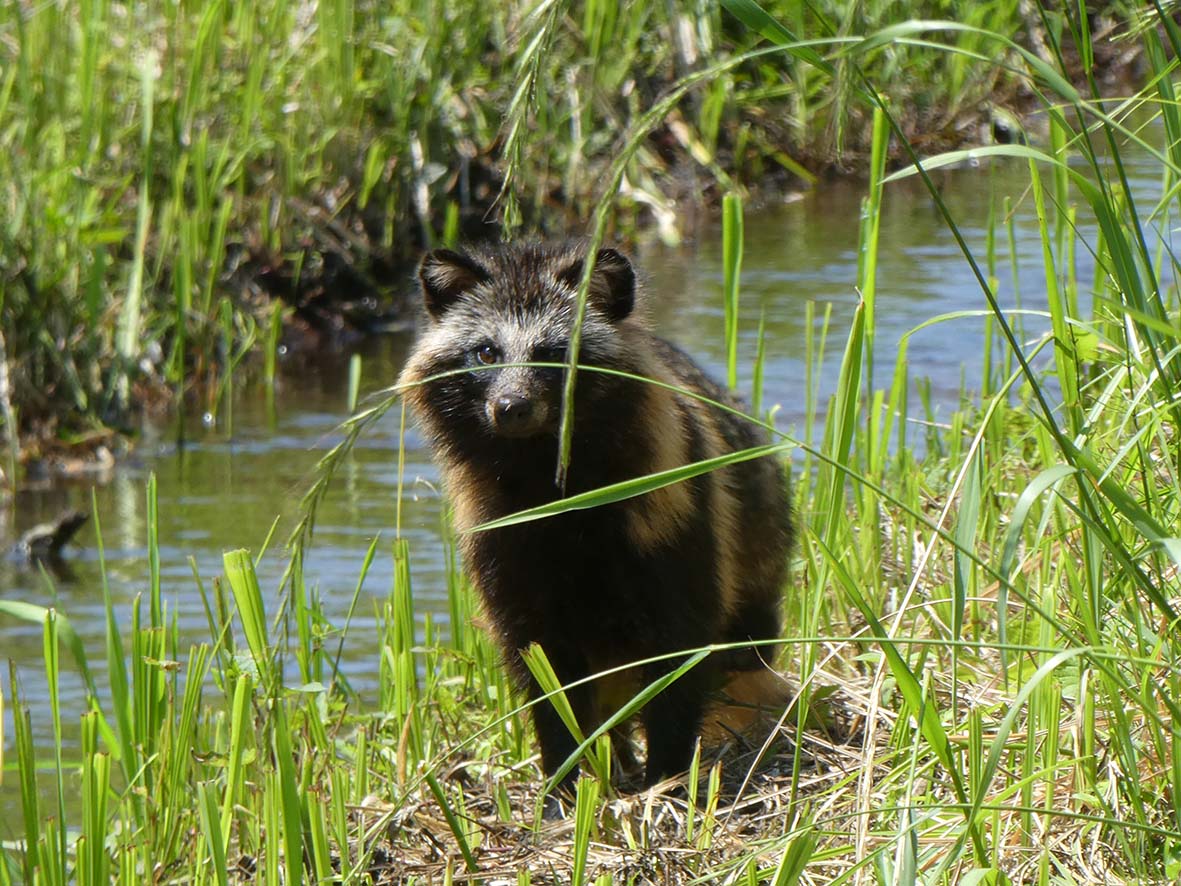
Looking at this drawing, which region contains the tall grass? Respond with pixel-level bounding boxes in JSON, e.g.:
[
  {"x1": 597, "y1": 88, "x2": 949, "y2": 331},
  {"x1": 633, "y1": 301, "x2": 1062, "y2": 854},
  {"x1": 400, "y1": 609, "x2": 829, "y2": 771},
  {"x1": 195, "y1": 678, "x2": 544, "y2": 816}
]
[
  {"x1": 6, "y1": 3, "x2": 1181, "y2": 884},
  {"x1": 0, "y1": 0, "x2": 1036, "y2": 456}
]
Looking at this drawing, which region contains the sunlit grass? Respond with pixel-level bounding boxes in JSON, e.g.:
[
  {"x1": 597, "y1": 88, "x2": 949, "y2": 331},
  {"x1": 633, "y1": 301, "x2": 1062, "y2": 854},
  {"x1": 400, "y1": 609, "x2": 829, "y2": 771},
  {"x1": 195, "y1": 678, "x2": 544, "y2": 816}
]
[
  {"x1": 0, "y1": 0, "x2": 1037, "y2": 451},
  {"x1": 5, "y1": 3, "x2": 1181, "y2": 884}
]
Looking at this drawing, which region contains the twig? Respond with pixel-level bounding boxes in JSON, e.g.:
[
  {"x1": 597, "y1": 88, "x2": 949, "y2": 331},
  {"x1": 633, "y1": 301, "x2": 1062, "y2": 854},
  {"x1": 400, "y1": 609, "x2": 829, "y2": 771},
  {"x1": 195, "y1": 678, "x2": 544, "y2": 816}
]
[{"x1": 0, "y1": 325, "x2": 18, "y2": 487}]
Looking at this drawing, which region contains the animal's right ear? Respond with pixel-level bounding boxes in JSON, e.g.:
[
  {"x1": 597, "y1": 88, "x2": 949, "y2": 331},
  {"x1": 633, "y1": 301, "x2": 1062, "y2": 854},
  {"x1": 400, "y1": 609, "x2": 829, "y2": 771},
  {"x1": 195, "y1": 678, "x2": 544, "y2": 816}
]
[
  {"x1": 419, "y1": 249, "x2": 491, "y2": 318},
  {"x1": 557, "y1": 248, "x2": 636, "y2": 322}
]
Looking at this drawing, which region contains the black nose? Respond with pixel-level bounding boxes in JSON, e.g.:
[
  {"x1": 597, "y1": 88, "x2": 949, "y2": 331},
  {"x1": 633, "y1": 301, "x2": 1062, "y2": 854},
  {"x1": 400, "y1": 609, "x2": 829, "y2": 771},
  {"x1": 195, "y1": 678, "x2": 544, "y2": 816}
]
[{"x1": 492, "y1": 394, "x2": 542, "y2": 437}]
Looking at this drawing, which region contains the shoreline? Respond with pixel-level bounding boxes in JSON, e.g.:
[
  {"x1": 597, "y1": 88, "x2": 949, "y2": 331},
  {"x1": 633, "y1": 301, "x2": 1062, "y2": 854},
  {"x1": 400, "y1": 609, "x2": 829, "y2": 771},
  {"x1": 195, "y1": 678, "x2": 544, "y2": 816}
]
[{"x1": 0, "y1": 4, "x2": 1144, "y2": 478}]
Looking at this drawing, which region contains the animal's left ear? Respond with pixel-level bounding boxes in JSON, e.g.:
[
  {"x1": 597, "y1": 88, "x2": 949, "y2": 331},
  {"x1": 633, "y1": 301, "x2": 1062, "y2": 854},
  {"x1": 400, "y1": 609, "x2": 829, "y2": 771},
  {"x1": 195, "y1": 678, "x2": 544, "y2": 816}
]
[{"x1": 558, "y1": 248, "x2": 635, "y2": 322}]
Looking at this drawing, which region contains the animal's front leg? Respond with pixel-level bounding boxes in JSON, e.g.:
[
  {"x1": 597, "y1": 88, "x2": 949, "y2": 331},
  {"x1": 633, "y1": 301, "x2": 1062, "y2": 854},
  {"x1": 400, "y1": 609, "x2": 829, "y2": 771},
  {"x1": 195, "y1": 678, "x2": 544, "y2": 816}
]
[
  {"x1": 519, "y1": 651, "x2": 596, "y2": 791},
  {"x1": 641, "y1": 660, "x2": 711, "y2": 787}
]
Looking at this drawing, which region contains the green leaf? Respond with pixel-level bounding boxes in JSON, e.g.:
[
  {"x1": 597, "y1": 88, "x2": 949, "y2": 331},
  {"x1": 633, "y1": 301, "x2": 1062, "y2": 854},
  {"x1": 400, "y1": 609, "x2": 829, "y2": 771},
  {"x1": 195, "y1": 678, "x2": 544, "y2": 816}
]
[
  {"x1": 470, "y1": 441, "x2": 791, "y2": 533},
  {"x1": 0, "y1": 601, "x2": 102, "y2": 703},
  {"x1": 720, "y1": 0, "x2": 832, "y2": 72},
  {"x1": 222, "y1": 549, "x2": 273, "y2": 686}
]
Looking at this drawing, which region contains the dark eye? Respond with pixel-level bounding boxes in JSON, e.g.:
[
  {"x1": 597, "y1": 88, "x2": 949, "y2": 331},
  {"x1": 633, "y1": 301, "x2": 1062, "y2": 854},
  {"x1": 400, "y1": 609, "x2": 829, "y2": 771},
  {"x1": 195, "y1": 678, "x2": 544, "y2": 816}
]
[
  {"x1": 475, "y1": 344, "x2": 499, "y2": 366},
  {"x1": 536, "y1": 345, "x2": 567, "y2": 365}
]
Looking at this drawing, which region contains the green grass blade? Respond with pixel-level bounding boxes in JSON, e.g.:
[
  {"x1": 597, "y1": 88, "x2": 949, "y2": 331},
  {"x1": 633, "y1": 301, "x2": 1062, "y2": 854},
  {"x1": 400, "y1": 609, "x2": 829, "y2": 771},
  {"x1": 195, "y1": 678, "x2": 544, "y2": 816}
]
[
  {"x1": 79, "y1": 711, "x2": 111, "y2": 886},
  {"x1": 222, "y1": 549, "x2": 273, "y2": 686},
  {"x1": 147, "y1": 473, "x2": 162, "y2": 628},
  {"x1": 520, "y1": 643, "x2": 591, "y2": 767},
  {"x1": 996, "y1": 464, "x2": 1077, "y2": 682},
  {"x1": 952, "y1": 446, "x2": 982, "y2": 645},
  {"x1": 0, "y1": 601, "x2": 101, "y2": 702},
  {"x1": 572, "y1": 775, "x2": 600, "y2": 886},
  {"x1": 8, "y1": 665, "x2": 40, "y2": 885},
  {"x1": 720, "y1": 0, "x2": 833, "y2": 73},
  {"x1": 197, "y1": 781, "x2": 230, "y2": 886},
  {"x1": 41, "y1": 609, "x2": 68, "y2": 880},
  {"x1": 348, "y1": 352, "x2": 362, "y2": 413},
  {"x1": 860, "y1": 104, "x2": 888, "y2": 385},
  {"x1": 93, "y1": 489, "x2": 138, "y2": 799},
  {"x1": 220, "y1": 673, "x2": 252, "y2": 849},
  {"x1": 722, "y1": 192, "x2": 744, "y2": 391},
  {"x1": 752, "y1": 307, "x2": 767, "y2": 418},
  {"x1": 330, "y1": 531, "x2": 381, "y2": 686},
  {"x1": 544, "y1": 649, "x2": 711, "y2": 793},
  {"x1": 471, "y1": 440, "x2": 791, "y2": 533},
  {"x1": 272, "y1": 704, "x2": 305, "y2": 886},
  {"x1": 818, "y1": 299, "x2": 864, "y2": 556},
  {"x1": 424, "y1": 771, "x2": 479, "y2": 874},
  {"x1": 769, "y1": 823, "x2": 816, "y2": 885}
]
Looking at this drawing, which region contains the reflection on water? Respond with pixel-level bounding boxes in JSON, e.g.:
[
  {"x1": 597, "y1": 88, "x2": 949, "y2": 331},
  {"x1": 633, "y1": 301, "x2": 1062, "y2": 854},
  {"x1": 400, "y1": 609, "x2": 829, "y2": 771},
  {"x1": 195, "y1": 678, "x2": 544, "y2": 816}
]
[{"x1": 0, "y1": 149, "x2": 1164, "y2": 822}]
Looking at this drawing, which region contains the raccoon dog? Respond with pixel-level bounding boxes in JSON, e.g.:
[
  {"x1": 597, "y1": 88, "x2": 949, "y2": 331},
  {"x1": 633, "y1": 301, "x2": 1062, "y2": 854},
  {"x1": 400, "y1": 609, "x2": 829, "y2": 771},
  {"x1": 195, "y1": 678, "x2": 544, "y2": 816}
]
[{"x1": 399, "y1": 242, "x2": 792, "y2": 790}]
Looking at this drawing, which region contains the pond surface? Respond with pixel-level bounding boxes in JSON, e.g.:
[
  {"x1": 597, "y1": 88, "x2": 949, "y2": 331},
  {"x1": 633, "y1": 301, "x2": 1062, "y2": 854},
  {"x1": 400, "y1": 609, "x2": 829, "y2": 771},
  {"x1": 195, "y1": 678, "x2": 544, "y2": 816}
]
[{"x1": 0, "y1": 149, "x2": 1166, "y2": 824}]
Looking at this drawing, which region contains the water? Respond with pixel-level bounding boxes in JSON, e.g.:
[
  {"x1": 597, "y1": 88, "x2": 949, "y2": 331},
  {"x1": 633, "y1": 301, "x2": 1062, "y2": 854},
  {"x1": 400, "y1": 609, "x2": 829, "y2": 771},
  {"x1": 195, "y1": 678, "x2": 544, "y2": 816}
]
[{"x1": 0, "y1": 150, "x2": 1166, "y2": 822}]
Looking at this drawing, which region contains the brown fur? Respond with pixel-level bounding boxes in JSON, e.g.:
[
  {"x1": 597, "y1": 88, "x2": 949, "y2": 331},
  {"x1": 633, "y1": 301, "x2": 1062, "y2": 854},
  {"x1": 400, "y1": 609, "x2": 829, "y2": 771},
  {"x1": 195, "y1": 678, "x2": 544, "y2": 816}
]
[{"x1": 398, "y1": 242, "x2": 793, "y2": 790}]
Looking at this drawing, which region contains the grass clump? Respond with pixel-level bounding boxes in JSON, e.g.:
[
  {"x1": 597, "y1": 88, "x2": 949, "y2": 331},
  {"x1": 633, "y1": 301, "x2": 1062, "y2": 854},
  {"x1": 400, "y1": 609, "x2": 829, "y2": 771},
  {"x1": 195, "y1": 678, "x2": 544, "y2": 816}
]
[{"x1": 6, "y1": 3, "x2": 1181, "y2": 884}]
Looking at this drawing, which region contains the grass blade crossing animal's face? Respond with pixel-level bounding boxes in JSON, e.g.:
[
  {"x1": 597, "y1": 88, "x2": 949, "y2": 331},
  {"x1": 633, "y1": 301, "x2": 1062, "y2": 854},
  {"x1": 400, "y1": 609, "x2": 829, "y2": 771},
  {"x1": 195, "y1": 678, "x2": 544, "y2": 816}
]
[{"x1": 406, "y1": 244, "x2": 637, "y2": 449}]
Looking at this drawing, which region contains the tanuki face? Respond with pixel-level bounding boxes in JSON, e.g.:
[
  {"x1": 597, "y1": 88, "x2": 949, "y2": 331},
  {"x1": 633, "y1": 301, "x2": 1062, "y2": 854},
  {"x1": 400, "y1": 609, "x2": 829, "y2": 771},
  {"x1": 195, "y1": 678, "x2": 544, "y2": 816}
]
[{"x1": 404, "y1": 244, "x2": 640, "y2": 446}]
